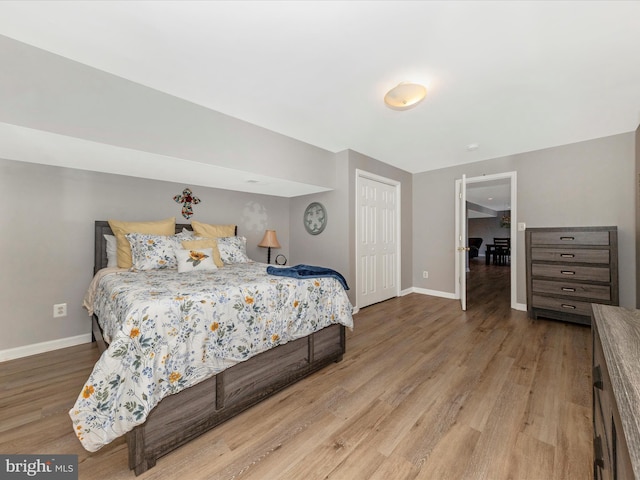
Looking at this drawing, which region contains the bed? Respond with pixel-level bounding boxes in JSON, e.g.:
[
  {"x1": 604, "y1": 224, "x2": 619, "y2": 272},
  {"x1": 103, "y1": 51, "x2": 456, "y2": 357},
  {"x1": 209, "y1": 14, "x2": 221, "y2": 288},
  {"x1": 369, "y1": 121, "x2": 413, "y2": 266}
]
[{"x1": 71, "y1": 221, "x2": 353, "y2": 475}]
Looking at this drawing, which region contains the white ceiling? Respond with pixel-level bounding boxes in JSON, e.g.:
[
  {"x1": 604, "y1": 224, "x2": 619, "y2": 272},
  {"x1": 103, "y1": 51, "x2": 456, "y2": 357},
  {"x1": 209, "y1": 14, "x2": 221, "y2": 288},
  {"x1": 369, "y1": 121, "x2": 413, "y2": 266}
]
[
  {"x1": 466, "y1": 178, "x2": 511, "y2": 218},
  {"x1": 0, "y1": 1, "x2": 639, "y2": 181}
]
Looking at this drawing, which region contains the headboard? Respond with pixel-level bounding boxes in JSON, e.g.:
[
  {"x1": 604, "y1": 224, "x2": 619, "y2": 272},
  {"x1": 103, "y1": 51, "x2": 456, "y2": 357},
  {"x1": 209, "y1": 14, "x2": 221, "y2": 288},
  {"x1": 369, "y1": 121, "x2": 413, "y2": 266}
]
[{"x1": 94, "y1": 221, "x2": 237, "y2": 274}]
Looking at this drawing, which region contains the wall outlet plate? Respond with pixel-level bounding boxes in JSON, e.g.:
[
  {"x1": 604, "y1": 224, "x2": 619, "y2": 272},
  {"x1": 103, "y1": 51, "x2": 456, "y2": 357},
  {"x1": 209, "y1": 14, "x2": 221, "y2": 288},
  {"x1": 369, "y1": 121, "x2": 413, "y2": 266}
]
[
  {"x1": 518, "y1": 222, "x2": 526, "y2": 231},
  {"x1": 53, "y1": 303, "x2": 67, "y2": 318}
]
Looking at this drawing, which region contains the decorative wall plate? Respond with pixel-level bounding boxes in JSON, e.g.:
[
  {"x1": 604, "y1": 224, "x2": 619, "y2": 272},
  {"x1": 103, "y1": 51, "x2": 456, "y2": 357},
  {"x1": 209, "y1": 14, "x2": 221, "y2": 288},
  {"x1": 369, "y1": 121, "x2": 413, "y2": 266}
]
[{"x1": 303, "y1": 202, "x2": 327, "y2": 235}]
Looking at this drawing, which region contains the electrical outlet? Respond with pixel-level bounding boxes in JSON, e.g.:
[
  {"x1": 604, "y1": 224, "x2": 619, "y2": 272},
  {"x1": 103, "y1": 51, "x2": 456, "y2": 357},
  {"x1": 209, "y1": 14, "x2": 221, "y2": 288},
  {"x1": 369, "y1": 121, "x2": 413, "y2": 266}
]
[
  {"x1": 518, "y1": 222, "x2": 526, "y2": 231},
  {"x1": 423, "y1": 271, "x2": 429, "y2": 279},
  {"x1": 53, "y1": 303, "x2": 67, "y2": 318}
]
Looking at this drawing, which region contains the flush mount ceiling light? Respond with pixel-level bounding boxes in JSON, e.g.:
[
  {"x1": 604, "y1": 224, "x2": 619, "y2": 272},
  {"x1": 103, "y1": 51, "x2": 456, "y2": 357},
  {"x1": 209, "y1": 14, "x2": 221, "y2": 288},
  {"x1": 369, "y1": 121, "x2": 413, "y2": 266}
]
[{"x1": 384, "y1": 82, "x2": 427, "y2": 110}]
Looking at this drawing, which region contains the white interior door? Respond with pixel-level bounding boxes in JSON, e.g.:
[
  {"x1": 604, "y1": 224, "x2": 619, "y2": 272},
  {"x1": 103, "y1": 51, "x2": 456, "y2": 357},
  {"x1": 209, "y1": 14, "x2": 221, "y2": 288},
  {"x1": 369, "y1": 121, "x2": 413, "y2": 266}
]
[
  {"x1": 356, "y1": 172, "x2": 399, "y2": 309},
  {"x1": 456, "y1": 175, "x2": 468, "y2": 311}
]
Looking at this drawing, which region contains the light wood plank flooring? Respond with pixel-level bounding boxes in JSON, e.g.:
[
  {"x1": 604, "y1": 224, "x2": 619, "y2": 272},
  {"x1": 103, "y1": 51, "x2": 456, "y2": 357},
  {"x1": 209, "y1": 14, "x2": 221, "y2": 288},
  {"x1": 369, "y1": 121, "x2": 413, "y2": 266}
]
[{"x1": 0, "y1": 259, "x2": 592, "y2": 479}]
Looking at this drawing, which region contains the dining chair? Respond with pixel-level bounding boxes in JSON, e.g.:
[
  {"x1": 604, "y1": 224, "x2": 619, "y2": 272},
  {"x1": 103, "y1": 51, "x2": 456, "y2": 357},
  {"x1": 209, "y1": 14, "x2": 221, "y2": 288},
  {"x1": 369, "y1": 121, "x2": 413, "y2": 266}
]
[{"x1": 493, "y1": 237, "x2": 511, "y2": 265}]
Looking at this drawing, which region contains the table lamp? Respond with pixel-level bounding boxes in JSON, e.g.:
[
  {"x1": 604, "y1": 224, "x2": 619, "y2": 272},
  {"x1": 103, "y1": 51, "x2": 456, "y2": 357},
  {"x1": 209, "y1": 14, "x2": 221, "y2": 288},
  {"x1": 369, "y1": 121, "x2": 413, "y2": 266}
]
[{"x1": 258, "y1": 230, "x2": 281, "y2": 264}]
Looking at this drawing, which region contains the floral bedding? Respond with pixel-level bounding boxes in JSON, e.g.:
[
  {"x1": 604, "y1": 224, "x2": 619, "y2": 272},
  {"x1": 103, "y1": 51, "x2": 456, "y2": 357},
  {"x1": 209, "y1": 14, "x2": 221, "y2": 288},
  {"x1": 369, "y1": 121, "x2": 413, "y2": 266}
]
[{"x1": 70, "y1": 262, "x2": 353, "y2": 452}]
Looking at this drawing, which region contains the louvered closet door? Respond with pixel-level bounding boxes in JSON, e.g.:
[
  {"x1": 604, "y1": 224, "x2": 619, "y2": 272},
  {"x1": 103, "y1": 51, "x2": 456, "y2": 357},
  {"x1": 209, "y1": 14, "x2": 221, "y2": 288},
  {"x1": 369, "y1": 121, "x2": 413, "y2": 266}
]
[{"x1": 357, "y1": 175, "x2": 398, "y2": 308}]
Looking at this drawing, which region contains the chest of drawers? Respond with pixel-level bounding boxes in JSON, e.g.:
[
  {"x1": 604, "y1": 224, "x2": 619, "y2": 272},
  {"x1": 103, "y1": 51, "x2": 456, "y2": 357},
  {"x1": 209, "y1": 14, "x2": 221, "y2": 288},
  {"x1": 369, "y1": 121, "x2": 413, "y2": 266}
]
[
  {"x1": 525, "y1": 226, "x2": 618, "y2": 325},
  {"x1": 592, "y1": 304, "x2": 640, "y2": 479}
]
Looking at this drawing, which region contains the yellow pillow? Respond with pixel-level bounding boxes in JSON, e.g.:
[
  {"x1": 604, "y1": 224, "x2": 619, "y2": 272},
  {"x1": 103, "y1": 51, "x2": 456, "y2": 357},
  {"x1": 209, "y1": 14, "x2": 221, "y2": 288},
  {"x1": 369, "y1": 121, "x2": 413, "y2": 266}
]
[
  {"x1": 108, "y1": 218, "x2": 175, "y2": 269},
  {"x1": 181, "y1": 238, "x2": 223, "y2": 268},
  {"x1": 191, "y1": 220, "x2": 236, "y2": 239}
]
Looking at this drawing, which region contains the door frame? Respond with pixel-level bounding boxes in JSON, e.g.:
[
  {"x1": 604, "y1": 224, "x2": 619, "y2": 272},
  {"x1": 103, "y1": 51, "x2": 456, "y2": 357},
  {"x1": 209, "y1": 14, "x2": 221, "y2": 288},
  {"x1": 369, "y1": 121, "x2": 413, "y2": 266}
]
[
  {"x1": 355, "y1": 169, "x2": 401, "y2": 310},
  {"x1": 454, "y1": 171, "x2": 518, "y2": 310}
]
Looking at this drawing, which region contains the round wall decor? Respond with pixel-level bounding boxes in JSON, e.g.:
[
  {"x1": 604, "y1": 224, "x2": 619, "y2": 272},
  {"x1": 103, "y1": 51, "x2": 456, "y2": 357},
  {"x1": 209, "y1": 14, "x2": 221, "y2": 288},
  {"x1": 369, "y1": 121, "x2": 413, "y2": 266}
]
[{"x1": 303, "y1": 202, "x2": 327, "y2": 235}]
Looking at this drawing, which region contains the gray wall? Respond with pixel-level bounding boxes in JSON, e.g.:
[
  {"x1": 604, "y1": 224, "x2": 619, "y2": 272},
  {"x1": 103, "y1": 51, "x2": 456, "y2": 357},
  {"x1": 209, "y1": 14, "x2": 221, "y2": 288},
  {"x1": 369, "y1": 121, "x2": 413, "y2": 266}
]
[
  {"x1": 1, "y1": 146, "x2": 412, "y2": 353},
  {"x1": 0, "y1": 158, "x2": 290, "y2": 352},
  {"x1": 413, "y1": 132, "x2": 636, "y2": 308},
  {"x1": 2, "y1": 132, "x2": 635, "y2": 356},
  {"x1": 468, "y1": 211, "x2": 511, "y2": 253},
  {"x1": 289, "y1": 151, "x2": 348, "y2": 277},
  {"x1": 289, "y1": 149, "x2": 413, "y2": 306}
]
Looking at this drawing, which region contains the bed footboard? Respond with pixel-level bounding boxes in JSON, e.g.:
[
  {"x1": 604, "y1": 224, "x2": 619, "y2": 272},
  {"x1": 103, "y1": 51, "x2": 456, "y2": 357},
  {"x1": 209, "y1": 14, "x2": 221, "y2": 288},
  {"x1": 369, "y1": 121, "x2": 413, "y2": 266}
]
[{"x1": 125, "y1": 323, "x2": 345, "y2": 476}]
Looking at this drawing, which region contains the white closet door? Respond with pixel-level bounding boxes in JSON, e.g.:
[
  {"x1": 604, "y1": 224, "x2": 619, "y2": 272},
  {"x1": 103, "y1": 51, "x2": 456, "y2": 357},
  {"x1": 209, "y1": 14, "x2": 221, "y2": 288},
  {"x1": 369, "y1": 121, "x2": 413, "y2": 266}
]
[{"x1": 357, "y1": 174, "x2": 398, "y2": 308}]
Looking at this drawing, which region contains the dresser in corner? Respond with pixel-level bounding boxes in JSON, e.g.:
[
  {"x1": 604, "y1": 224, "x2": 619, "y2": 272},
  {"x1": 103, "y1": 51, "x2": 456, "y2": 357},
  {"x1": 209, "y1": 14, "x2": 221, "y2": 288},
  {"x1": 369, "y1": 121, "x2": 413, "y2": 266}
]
[{"x1": 525, "y1": 226, "x2": 619, "y2": 325}]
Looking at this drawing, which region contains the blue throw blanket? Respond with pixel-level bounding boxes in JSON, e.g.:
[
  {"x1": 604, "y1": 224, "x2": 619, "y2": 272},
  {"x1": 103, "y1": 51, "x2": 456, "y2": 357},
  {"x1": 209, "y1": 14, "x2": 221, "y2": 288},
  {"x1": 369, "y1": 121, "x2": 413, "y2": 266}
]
[{"x1": 267, "y1": 264, "x2": 349, "y2": 290}]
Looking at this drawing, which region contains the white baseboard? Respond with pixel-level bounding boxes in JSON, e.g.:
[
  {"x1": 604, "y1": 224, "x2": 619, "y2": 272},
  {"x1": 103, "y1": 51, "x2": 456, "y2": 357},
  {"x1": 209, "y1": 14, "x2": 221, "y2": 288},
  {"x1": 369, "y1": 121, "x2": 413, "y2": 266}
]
[
  {"x1": 403, "y1": 287, "x2": 457, "y2": 300},
  {"x1": 402, "y1": 287, "x2": 527, "y2": 311},
  {"x1": 0, "y1": 333, "x2": 92, "y2": 362}
]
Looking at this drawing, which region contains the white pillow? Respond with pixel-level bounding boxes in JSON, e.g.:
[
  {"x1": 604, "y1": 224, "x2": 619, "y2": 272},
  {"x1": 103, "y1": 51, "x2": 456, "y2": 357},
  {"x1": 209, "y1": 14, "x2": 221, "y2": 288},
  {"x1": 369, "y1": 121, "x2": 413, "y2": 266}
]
[
  {"x1": 175, "y1": 248, "x2": 218, "y2": 273},
  {"x1": 126, "y1": 233, "x2": 188, "y2": 271},
  {"x1": 217, "y1": 236, "x2": 251, "y2": 264},
  {"x1": 181, "y1": 227, "x2": 195, "y2": 238},
  {"x1": 104, "y1": 234, "x2": 118, "y2": 268}
]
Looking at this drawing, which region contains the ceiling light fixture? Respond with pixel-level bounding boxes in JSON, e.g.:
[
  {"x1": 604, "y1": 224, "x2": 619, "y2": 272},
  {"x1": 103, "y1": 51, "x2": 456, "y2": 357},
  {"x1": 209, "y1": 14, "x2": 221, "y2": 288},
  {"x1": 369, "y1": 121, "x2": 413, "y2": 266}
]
[{"x1": 384, "y1": 82, "x2": 427, "y2": 110}]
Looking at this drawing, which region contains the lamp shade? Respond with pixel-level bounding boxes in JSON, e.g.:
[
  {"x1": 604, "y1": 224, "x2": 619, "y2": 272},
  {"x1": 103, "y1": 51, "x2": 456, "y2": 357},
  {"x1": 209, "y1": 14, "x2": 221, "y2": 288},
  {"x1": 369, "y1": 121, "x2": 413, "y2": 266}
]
[
  {"x1": 258, "y1": 230, "x2": 281, "y2": 249},
  {"x1": 384, "y1": 82, "x2": 427, "y2": 110}
]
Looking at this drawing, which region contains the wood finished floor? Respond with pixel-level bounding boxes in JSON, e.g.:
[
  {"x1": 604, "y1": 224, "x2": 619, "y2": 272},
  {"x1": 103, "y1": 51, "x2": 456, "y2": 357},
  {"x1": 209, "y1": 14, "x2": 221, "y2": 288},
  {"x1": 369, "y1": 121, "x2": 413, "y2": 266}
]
[{"x1": 0, "y1": 258, "x2": 593, "y2": 479}]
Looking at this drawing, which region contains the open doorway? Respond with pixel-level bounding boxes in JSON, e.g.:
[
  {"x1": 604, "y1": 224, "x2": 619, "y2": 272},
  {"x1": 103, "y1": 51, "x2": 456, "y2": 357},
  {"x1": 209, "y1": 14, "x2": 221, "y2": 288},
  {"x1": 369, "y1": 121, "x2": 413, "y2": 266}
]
[
  {"x1": 466, "y1": 178, "x2": 512, "y2": 310},
  {"x1": 455, "y1": 171, "x2": 517, "y2": 311}
]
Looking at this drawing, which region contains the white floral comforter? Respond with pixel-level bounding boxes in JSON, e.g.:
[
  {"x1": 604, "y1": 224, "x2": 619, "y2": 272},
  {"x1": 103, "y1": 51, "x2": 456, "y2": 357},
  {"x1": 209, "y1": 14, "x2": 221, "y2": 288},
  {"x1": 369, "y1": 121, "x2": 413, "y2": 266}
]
[{"x1": 69, "y1": 262, "x2": 353, "y2": 452}]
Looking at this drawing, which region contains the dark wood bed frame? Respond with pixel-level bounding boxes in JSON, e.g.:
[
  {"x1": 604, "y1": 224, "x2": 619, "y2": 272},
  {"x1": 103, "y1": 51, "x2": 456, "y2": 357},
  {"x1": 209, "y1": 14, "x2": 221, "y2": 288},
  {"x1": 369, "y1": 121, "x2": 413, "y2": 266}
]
[{"x1": 91, "y1": 221, "x2": 346, "y2": 475}]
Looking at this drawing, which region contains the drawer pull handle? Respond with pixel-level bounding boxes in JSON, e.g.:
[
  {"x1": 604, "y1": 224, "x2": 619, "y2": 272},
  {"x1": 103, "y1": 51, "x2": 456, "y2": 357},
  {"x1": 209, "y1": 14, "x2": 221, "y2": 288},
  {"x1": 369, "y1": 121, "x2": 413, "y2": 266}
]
[
  {"x1": 594, "y1": 435, "x2": 604, "y2": 469},
  {"x1": 560, "y1": 236, "x2": 575, "y2": 241},
  {"x1": 561, "y1": 304, "x2": 576, "y2": 309},
  {"x1": 561, "y1": 271, "x2": 576, "y2": 275},
  {"x1": 560, "y1": 253, "x2": 575, "y2": 258},
  {"x1": 561, "y1": 287, "x2": 576, "y2": 292},
  {"x1": 593, "y1": 435, "x2": 604, "y2": 468},
  {"x1": 593, "y1": 365, "x2": 603, "y2": 390}
]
